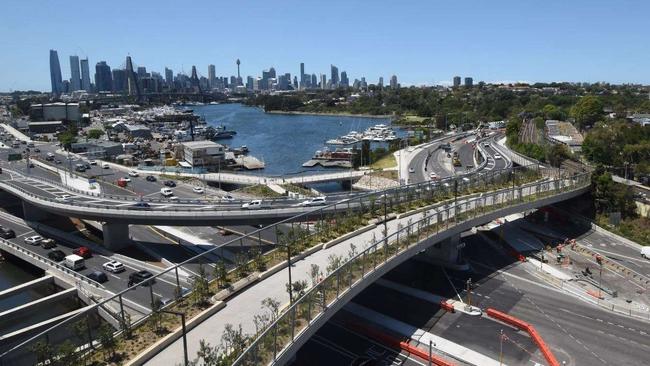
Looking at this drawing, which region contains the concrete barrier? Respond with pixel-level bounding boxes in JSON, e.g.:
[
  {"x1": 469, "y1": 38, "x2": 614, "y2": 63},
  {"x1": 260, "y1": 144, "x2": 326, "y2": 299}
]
[
  {"x1": 0, "y1": 288, "x2": 76, "y2": 322},
  {"x1": 0, "y1": 275, "x2": 53, "y2": 301}
]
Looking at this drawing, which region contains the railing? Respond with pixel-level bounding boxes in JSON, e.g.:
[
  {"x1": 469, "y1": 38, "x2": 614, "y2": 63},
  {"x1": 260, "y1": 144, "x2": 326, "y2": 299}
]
[
  {"x1": 231, "y1": 172, "x2": 591, "y2": 365},
  {"x1": 0, "y1": 163, "x2": 547, "y2": 364}
]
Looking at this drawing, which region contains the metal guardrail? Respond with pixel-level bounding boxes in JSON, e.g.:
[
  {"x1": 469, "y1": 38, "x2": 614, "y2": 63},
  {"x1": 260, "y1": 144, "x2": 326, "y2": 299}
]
[
  {"x1": 232, "y1": 172, "x2": 592, "y2": 365},
  {"x1": 0, "y1": 163, "x2": 540, "y2": 364}
]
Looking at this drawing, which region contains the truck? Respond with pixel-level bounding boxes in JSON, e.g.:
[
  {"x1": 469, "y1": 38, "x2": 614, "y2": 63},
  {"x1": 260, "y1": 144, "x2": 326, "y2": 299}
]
[{"x1": 64, "y1": 254, "x2": 85, "y2": 271}]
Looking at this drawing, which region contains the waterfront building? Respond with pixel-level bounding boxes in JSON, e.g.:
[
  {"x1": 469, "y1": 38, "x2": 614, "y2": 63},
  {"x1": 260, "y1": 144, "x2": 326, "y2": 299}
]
[
  {"x1": 208, "y1": 64, "x2": 216, "y2": 89},
  {"x1": 112, "y1": 69, "x2": 127, "y2": 92},
  {"x1": 80, "y1": 58, "x2": 91, "y2": 92},
  {"x1": 49, "y1": 50, "x2": 63, "y2": 94},
  {"x1": 69, "y1": 55, "x2": 81, "y2": 91},
  {"x1": 390, "y1": 74, "x2": 398, "y2": 89},
  {"x1": 182, "y1": 140, "x2": 225, "y2": 170},
  {"x1": 330, "y1": 64, "x2": 339, "y2": 87},
  {"x1": 464, "y1": 77, "x2": 473, "y2": 87},
  {"x1": 453, "y1": 76, "x2": 461, "y2": 87},
  {"x1": 95, "y1": 61, "x2": 112, "y2": 92}
]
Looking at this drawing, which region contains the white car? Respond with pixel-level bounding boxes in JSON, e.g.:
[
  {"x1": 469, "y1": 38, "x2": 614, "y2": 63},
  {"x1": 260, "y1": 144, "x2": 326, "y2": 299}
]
[
  {"x1": 221, "y1": 195, "x2": 235, "y2": 202},
  {"x1": 89, "y1": 160, "x2": 97, "y2": 165},
  {"x1": 24, "y1": 235, "x2": 44, "y2": 245},
  {"x1": 242, "y1": 200, "x2": 267, "y2": 210},
  {"x1": 298, "y1": 196, "x2": 327, "y2": 207},
  {"x1": 128, "y1": 170, "x2": 139, "y2": 177},
  {"x1": 122, "y1": 176, "x2": 131, "y2": 182},
  {"x1": 641, "y1": 247, "x2": 650, "y2": 259},
  {"x1": 102, "y1": 260, "x2": 125, "y2": 273},
  {"x1": 160, "y1": 187, "x2": 173, "y2": 197},
  {"x1": 169, "y1": 196, "x2": 179, "y2": 201},
  {"x1": 102, "y1": 162, "x2": 110, "y2": 169},
  {"x1": 192, "y1": 186, "x2": 205, "y2": 194},
  {"x1": 429, "y1": 172, "x2": 438, "y2": 180},
  {"x1": 408, "y1": 167, "x2": 415, "y2": 174},
  {"x1": 55, "y1": 194, "x2": 73, "y2": 202},
  {"x1": 494, "y1": 154, "x2": 502, "y2": 160},
  {"x1": 483, "y1": 142, "x2": 490, "y2": 147}
]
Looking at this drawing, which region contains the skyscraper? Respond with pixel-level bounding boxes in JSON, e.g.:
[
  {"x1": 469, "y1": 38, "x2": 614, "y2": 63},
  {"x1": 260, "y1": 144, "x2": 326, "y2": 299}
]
[
  {"x1": 378, "y1": 77, "x2": 384, "y2": 88},
  {"x1": 299, "y1": 63, "x2": 305, "y2": 89},
  {"x1": 112, "y1": 69, "x2": 127, "y2": 92},
  {"x1": 208, "y1": 64, "x2": 216, "y2": 89},
  {"x1": 330, "y1": 65, "x2": 339, "y2": 87},
  {"x1": 125, "y1": 56, "x2": 141, "y2": 98},
  {"x1": 95, "y1": 61, "x2": 112, "y2": 92},
  {"x1": 49, "y1": 50, "x2": 63, "y2": 94},
  {"x1": 453, "y1": 76, "x2": 461, "y2": 87},
  {"x1": 165, "y1": 68, "x2": 173, "y2": 86},
  {"x1": 464, "y1": 77, "x2": 473, "y2": 87},
  {"x1": 190, "y1": 66, "x2": 201, "y2": 92},
  {"x1": 390, "y1": 75, "x2": 398, "y2": 89},
  {"x1": 311, "y1": 74, "x2": 317, "y2": 89},
  {"x1": 340, "y1": 71, "x2": 349, "y2": 87},
  {"x1": 320, "y1": 74, "x2": 327, "y2": 90},
  {"x1": 69, "y1": 55, "x2": 81, "y2": 91},
  {"x1": 80, "y1": 58, "x2": 91, "y2": 92}
]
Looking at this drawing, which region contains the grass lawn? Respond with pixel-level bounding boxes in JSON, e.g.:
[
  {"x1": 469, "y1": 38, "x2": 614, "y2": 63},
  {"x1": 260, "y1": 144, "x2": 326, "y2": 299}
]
[{"x1": 370, "y1": 154, "x2": 397, "y2": 169}]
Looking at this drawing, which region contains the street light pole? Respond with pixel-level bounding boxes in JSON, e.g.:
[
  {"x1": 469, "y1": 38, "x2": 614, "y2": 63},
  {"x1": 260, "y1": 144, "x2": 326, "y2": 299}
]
[
  {"x1": 287, "y1": 241, "x2": 293, "y2": 304},
  {"x1": 160, "y1": 310, "x2": 188, "y2": 366}
]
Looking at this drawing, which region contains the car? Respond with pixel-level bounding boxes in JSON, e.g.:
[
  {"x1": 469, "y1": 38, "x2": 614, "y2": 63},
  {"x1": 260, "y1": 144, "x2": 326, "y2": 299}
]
[
  {"x1": 169, "y1": 195, "x2": 179, "y2": 201},
  {"x1": 73, "y1": 246, "x2": 92, "y2": 258},
  {"x1": 24, "y1": 235, "x2": 44, "y2": 245},
  {"x1": 28, "y1": 163, "x2": 34, "y2": 168},
  {"x1": 86, "y1": 271, "x2": 108, "y2": 283},
  {"x1": 242, "y1": 199, "x2": 269, "y2": 210},
  {"x1": 221, "y1": 194, "x2": 235, "y2": 201},
  {"x1": 164, "y1": 180, "x2": 176, "y2": 187},
  {"x1": 122, "y1": 176, "x2": 131, "y2": 182},
  {"x1": 102, "y1": 260, "x2": 125, "y2": 273},
  {"x1": 41, "y1": 238, "x2": 56, "y2": 249},
  {"x1": 129, "y1": 270, "x2": 155, "y2": 286},
  {"x1": 429, "y1": 172, "x2": 438, "y2": 180},
  {"x1": 483, "y1": 142, "x2": 490, "y2": 147},
  {"x1": 48, "y1": 250, "x2": 66, "y2": 262},
  {"x1": 55, "y1": 194, "x2": 73, "y2": 202},
  {"x1": 408, "y1": 167, "x2": 415, "y2": 173},
  {"x1": 192, "y1": 186, "x2": 204, "y2": 194},
  {"x1": 298, "y1": 196, "x2": 327, "y2": 207},
  {"x1": 0, "y1": 167, "x2": 2, "y2": 174},
  {"x1": 128, "y1": 170, "x2": 139, "y2": 177},
  {"x1": 34, "y1": 148, "x2": 40, "y2": 153},
  {"x1": 55, "y1": 159, "x2": 62, "y2": 164},
  {"x1": 160, "y1": 187, "x2": 173, "y2": 196},
  {"x1": 132, "y1": 201, "x2": 151, "y2": 209},
  {"x1": 494, "y1": 154, "x2": 502, "y2": 160},
  {"x1": 0, "y1": 226, "x2": 15, "y2": 239},
  {"x1": 145, "y1": 175, "x2": 157, "y2": 182},
  {"x1": 641, "y1": 247, "x2": 650, "y2": 259},
  {"x1": 102, "y1": 162, "x2": 110, "y2": 169},
  {"x1": 89, "y1": 160, "x2": 97, "y2": 165}
]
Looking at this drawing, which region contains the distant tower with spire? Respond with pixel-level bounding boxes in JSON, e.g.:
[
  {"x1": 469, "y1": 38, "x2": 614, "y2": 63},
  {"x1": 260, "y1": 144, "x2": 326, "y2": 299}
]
[{"x1": 236, "y1": 59, "x2": 242, "y2": 85}]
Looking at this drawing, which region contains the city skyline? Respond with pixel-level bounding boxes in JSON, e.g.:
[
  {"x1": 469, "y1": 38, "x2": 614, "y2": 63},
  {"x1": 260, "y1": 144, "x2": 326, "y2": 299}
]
[{"x1": 2, "y1": 1, "x2": 650, "y2": 91}]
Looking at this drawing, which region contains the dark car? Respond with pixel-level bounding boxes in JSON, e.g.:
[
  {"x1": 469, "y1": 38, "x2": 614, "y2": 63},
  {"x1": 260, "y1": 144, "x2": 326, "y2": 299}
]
[
  {"x1": 164, "y1": 180, "x2": 176, "y2": 187},
  {"x1": 55, "y1": 159, "x2": 62, "y2": 164},
  {"x1": 0, "y1": 226, "x2": 15, "y2": 239},
  {"x1": 129, "y1": 270, "x2": 155, "y2": 286},
  {"x1": 34, "y1": 148, "x2": 40, "y2": 153},
  {"x1": 87, "y1": 271, "x2": 108, "y2": 283},
  {"x1": 132, "y1": 201, "x2": 151, "y2": 209},
  {"x1": 48, "y1": 250, "x2": 66, "y2": 262},
  {"x1": 145, "y1": 175, "x2": 157, "y2": 182}
]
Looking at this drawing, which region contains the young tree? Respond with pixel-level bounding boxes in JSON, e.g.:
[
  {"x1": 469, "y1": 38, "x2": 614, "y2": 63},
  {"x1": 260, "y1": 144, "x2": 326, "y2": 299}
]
[
  {"x1": 55, "y1": 340, "x2": 78, "y2": 366},
  {"x1": 31, "y1": 339, "x2": 52, "y2": 365},
  {"x1": 213, "y1": 260, "x2": 229, "y2": 288},
  {"x1": 190, "y1": 264, "x2": 211, "y2": 306},
  {"x1": 285, "y1": 280, "x2": 308, "y2": 298},
  {"x1": 98, "y1": 323, "x2": 117, "y2": 361},
  {"x1": 234, "y1": 252, "x2": 250, "y2": 279},
  {"x1": 220, "y1": 324, "x2": 248, "y2": 358},
  {"x1": 308, "y1": 264, "x2": 321, "y2": 286},
  {"x1": 261, "y1": 297, "x2": 280, "y2": 321},
  {"x1": 326, "y1": 254, "x2": 343, "y2": 275}
]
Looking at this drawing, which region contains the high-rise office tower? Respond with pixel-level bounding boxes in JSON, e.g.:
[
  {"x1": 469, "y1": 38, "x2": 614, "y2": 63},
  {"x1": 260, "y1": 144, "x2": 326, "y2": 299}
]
[
  {"x1": 94, "y1": 61, "x2": 112, "y2": 92},
  {"x1": 330, "y1": 65, "x2": 339, "y2": 87},
  {"x1": 80, "y1": 58, "x2": 91, "y2": 92},
  {"x1": 390, "y1": 75, "x2": 398, "y2": 89},
  {"x1": 208, "y1": 64, "x2": 216, "y2": 89},
  {"x1": 246, "y1": 76, "x2": 254, "y2": 90},
  {"x1": 125, "y1": 56, "x2": 141, "y2": 98},
  {"x1": 453, "y1": 76, "x2": 461, "y2": 87},
  {"x1": 320, "y1": 74, "x2": 327, "y2": 90},
  {"x1": 137, "y1": 67, "x2": 147, "y2": 78},
  {"x1": 378, "y1": 77, "x2": 384, "y2": 88},
  {"x1": 165, "y1": 68, "x2": 173, "y2": 86},
  {"x1": 112, "y1": 69, "x2": 127, "y2": 92},
  {"x1": 311, "y1": 74, "x2": 317, "y2": 89},
  {"x1": 299, "y1": 63, "x2": 305, "y2": 89},
  {"x1": 340, "y1": 71, "x2": 349, "y2": 87},
  {"x1": 293, "y1": 76, "x2": 298, "y2": 89},
  {"x1": 49, "y1": 50, "x2": 63, "y2": 94},
  {"x1": 69, "y1": 55, "x2": 81, "y2": 91},
  {"x1": 464, "y1": 77, "x2": 473, "y2": 87}
]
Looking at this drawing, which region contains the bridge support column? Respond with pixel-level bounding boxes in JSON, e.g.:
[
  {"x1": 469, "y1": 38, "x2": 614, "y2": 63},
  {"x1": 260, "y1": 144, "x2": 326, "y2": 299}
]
[
  {"x1": 102, "y1": 223, "x2": 130, "y2": 251},
  {"x1": 22, "y1": 202, "x2": 50, "y2": 222},
  {"x1": 417, "y1": 233, "x2": 470, "y2": 271}
]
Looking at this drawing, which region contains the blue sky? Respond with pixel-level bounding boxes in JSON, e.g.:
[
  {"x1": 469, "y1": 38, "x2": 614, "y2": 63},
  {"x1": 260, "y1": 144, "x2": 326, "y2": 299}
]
[{"x1": 1, "y1": 0, "x2": 649, "y2": 91}]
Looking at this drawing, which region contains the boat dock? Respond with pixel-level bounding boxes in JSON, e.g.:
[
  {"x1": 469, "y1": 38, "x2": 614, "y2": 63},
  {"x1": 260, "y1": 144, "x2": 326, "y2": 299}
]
[
  {"x1": 235, "y1": 155, "x2": 265, "y2": 170},
  {"x1": 302, "y1": 160, "x2": 352, "y2": 168}
]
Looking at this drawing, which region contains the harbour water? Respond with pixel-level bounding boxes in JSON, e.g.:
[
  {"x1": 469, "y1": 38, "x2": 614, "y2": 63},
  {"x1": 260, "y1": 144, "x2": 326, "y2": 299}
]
[{"x1": 191, "y1": 103, "x2": 395, "y2": 175}]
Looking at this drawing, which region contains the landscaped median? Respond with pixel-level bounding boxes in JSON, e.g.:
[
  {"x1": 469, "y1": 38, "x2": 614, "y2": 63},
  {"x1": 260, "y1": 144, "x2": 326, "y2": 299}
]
[{"x1": 1, "y1": 166, "x2": 552, "y2": 365}]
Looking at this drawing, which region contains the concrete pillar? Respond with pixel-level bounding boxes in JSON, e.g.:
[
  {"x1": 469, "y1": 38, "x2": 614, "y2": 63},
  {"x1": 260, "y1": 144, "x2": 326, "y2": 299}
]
[
  {"x1": 22, "y1": 202, "x2": 50, "y2": 222},
  {"x1": 102, "y1": 222, "x2": 130, "y2": 251},
  {"x1": 418, "y1": 233, "x2": 469, "y2": 270}
]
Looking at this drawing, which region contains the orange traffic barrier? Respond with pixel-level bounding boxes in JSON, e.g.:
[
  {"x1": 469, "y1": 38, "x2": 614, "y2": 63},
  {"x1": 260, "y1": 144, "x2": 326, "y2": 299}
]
[
  {"x1": 587, "y1": 290, "x2": 604, "y2": 299},
  {"x1": 486, "y1": 308, "x2": 560, "y2": 366},
  {"x1": 345, "y1": 320, "x2": 457, "y2": 366},
  {"x1": 440, "y1": 300, "x2": 456, "y2": 313}
]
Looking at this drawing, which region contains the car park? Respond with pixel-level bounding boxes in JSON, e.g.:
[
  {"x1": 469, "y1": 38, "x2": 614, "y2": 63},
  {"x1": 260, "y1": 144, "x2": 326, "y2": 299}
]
[
  {"x1": 102, "y1": 260, "x2": 125, "y2": 273},
  {"x1": 128, "y1": 170, "x2": 139, "y2": 177},
  {"x1": 73, "y1": 246, "x2": 92, "y2": 258},
  {"x1": 146, "y1": 175, "x2": 157, "y2": 182},
  {"x1": 0, "y1": 226, "x2": 15, "y2": 239},
  {"x1": 48, "y1": 250, "x2": 66, "y2": 262},
  {"x1": 41, "y1": 238, "x2": 56, "y2": 249},
  {"x1": 86, "y1": 271, "x2": 108, "y2": 283},
  {"x1": 164, "y1": 180, "x2": 176, "y2": 187},
  {"x1": 192, "y1": 186, "x2": 204, "y2": 194},
  {"x1": 129, "y1": 270, "x2": 155, "y2": 286},
  {"x1": 24, "y1": 235, "x2": 44, "y2": 245}
]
